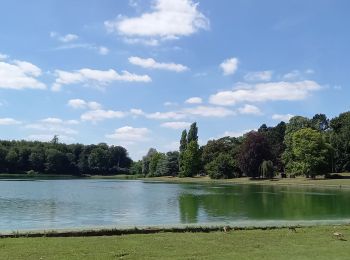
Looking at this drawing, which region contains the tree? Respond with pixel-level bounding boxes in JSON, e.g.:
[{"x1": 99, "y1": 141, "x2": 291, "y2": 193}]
[
  {"x1": 142, "y1": 148, "x2": 157, "y2": 176},
  {"x1": 238, "y1": 131, "x2": 272, "y2": 178},
  {"x1": 311, "y1": 114, "x2": 329, "y2": 132},
  {"x1": 180, "y1": 141, "x2": 200, "y2": 177},
  {"x1": 148, "y1": 152, "x2": 164, "y2": 177},
  {"x1": 289, "y1": 128, "x2": 332, "y2": 177},
  {"x1": 5, "y1": 148, "x2": 19, "y2": 172},
  {"x1": 45, "y1": 149, "x2": 69, "y2": 174},
  {"x1": 88, "y1": 147, "x2": 110, "y2": 174},
  {"x1": 205, "y1": 153, "x2": 237, "y2": 179},
  {"x1": 201, "y1": 136, "x2": 242, "y2": 177},
  {"x1": 259, "y1": 160, "x2": 274, "y2": 179},
  {"x1": 130, "y1": 160, "x2": 142, "y2": 175},
  {"x1": 259, "y1": 122, "x2": 286, "y2": 172},
  {"x1": 187, "y1": 122, "x2": 198, "y2": 143},
  {"x1": 329, "y1": 111, "x2": 350, "y2": 172},
  {"x1": 283, "y1": 116, "x2": 311, "y2": 173},
  {"x1": 179, "y1": 130, "x2": 187, "y2": 174},
  {"x1": 29, "y1": 150, "x2": 46, "y2": 172},
  {"x1": 166, "y1": 151, "x2": 179, "y2": 176}
]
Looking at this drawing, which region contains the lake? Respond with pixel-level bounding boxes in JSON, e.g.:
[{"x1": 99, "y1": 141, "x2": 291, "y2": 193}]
[{"x1": 1, "y1": 179, "x2": 350, "y2": 231}]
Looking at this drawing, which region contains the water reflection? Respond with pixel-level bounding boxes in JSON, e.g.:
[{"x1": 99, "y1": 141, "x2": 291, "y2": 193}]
[
  {"x1": 0, "y1": 179, "x2": 350, "y2": 231},
  {"x1": 178, "y1": 185, "x2": 350, "y2": 223}
]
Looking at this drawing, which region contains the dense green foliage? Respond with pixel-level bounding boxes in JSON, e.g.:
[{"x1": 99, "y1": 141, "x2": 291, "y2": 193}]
[
  {"x1": 0, "y1": 137, "x2": 131, "y2": 175},
  {"x1": 139, "y1": 110, "x2": 350, "y2": 179},
  {"x1": 179, "y1": 123, "x2": 200, "y2": 177}
]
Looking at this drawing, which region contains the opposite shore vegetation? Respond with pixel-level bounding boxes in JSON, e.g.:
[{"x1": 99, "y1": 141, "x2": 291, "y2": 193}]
[{"x1": 0, "y1": 111, "x2": 349, "y2": 181}]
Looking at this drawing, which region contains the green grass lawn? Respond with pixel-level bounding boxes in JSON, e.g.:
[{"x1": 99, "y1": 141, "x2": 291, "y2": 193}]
[{"x1": 1, "y1": 225, "x2": 350, "y2": 259}]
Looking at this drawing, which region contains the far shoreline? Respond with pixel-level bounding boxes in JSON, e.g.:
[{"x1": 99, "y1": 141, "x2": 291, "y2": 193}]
[{"x1": 1, "y1": 173, "x2": 350, "y2": 189}]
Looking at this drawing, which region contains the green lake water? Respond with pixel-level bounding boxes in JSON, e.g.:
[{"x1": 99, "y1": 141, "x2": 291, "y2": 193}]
[{"x1": 0, "y1": 179, "x2": 349, "y2": 231}]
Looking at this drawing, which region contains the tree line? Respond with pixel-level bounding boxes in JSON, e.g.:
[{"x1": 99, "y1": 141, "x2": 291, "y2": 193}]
[
  {"x1": 0, "y1": 136, "x2": 132, "y2": 175},
  {"x1": 135, "y1": 111, "x2": 350, "y2": 179}
]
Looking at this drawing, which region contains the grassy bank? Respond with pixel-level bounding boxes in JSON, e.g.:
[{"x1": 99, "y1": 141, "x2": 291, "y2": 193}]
[
  {"x1": 142, "y1": 175, "x2": 350, "y2": 189},
  {"x1": 2, "y1": 173, "x2": 350, "y2": 189},
  {"x1": 1, "y1": 225, "x2": 349, "y2": 259}
]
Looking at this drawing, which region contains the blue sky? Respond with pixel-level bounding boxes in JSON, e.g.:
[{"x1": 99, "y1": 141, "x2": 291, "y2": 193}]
[{"x1": 0, "y1": 0, "x2": 349, "y2": 159}]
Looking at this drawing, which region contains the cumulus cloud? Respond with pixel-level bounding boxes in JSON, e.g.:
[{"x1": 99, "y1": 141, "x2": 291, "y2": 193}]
[
  {"x1": 0, "y1": 58, "x2": 46, "y2": 90},
  {"x1": 209, "y1": 80, "x2": 321, "y2": 106},
  {"x1": 50, "y1": 32, "x2": 79, "y2": 43},
  {"x1": 184, "y1": 106, "x2": 235, "y2": 117},
  {"x1": 25, "y1": 117, "x2": 79, "y2": 142},
  {"x1": 238, "y1": 104, "x2": 262, "y2": 115},
  {"x1": 146, "y1": 111, "x2": 186, "y2": 120},
  {"x1": 129, "y1": 56, "x2": 188, "y2": 72},
  {"x1": 98, "y1": 46, "x2": 109, "y2": 55},
  {"x1": 221, "y1": 129, "x2": 256, "y2": 138},
  {"x1": 0, "y1": 53, "x2": 8, "y2": 60},
  {"x1": 105, "y1": 0, "x2": 209, "y2": 43},
  {"x1": 0, "y1": 118, "x2": 22, "y2": 125},
  {"x1": 68, "y1": 99, "x2": 102, "y2": 110},
  {"x1": 185, "y1": 97, "x2": 202, "y2": 104},
  {"x1": 81, "y1": 109, "x2": 126, "y2": 123},
  {"x1": 106, "y1": 126, "x2": 151, "y2": 143},
  {"x1": 220, "y1": 57, "x2": 238, "y2": 76},
  {"x1": 161, "y1": 121, "x2": 191, "y2": 129},
  {"x1": 52, "y1": 68, "x2": 151, "y2": 91},
  {"x1": 244, "y1": 71, "x2": 273, "y2": 82},
  {"x1": 272, "y1": 113, "x2": 294, "y2": 122}
]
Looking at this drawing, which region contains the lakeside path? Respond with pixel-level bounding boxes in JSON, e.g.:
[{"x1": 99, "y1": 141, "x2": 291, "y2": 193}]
[{"x1": 1, "y1": 225, "x2": 350, "y2": 259}]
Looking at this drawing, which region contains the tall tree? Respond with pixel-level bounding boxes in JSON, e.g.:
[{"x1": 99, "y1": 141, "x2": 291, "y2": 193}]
[
  {"x1": 238, "y1": 131, "x2": 272, "y2": 178},
  {"x1": 180, "y1": 141, "x2": 200, "y2": 177},
  {"x1": 289, "y1": 128, "x2": 332, "y2": 177},
  {"x1": 187, "y1": 122, "x2": 198, "y2": 143}
]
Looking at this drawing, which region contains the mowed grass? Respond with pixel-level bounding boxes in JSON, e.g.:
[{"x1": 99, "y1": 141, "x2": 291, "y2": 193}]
[{"x1": 1, "y1": 225, "x2": 350, "y2": 259}]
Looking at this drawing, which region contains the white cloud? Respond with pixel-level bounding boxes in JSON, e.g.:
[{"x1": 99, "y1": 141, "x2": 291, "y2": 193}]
[
  {"x1": 124, "y1": 38, "x2": 160, "y2": 46},
  {"x1": 81, "y1": 109, "x2": 126, "y2": 122},
  {"x1": 185, "y1": 97, "x2": 202, "y2": 104},
  {"x1": 98, "y1": 46, "x2": 109, "y2": 55},
  {"x1": 238, "y1": 104, "x2": 262, "y2": 115},
  {"x1": 209, "y1": 80, "x2": 321, "y2": 106},
  {"x1": 220, "y1": 57, "x2": 238, "y2": 76},
  {"x1": 146, "y1": 111, "x2": 186, "y2": 120},
  {"x1": 272, "y1": 113, "x2": 294, "y2": 122},
  {"x1": 184, "y1": 106, "x2": 235, "y2": 117},
  {"x1": 41, "y1": 117, "x2": 64, "y2": 124},
  {"x1": 164, "y1": 101, "x2": 178, "y2": 106},
  {"x1": 50, "y1": 32, "x2": 79, "y2": 43},
  {"x1": 0, "y1": 53, "x2": 8, "y2": 60},
  {"x1": 0, "y1": 118, "x2": 21, "y2": 125},
  {"x1": 283, "y1": 70, "x2": 302, "y2": 80},
  {"x1": 67, "y1": 99, "x2": 102, "y2": 110},
  {"x1": 106, "y1": 126, "x2": 150, "y2": 143},
  {"x1": 105, "y1": 0, "x2": 209, "y2": 43},
  {"x1": 221, "y1": 129, "x2": 255, "y2": 138},
  {"x1": 59, "y1": 34, "x2": 79, "y2": 43},
  {"x1": 0, "y1": 59, "x2": 46, "y2": 90},
  {"x1": 244, "y1": 71, "x2": 273, "y2": 82},
  {"x1": 129, "y1": 56, "x2": 188, "y2": 72},
  {"x1": 130, "y1": 108, "x2": 145, "y2": 116},
  {"x1": 161, "y1": 121, "x2": 191, "y2": 129},
  {"x1": 25, "y1": 117, "x2": 79, "y2": 140},
  {"x1": 52, "y1": 68, "x2": 151, "y2": 91}
]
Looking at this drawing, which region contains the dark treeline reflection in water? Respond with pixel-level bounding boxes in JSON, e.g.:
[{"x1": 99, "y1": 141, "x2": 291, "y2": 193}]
[{"x1": 0, "y1": 179, "x2": 349, "y2": 231}]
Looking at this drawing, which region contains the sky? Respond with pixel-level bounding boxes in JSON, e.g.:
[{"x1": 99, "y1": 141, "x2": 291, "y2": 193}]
[{"x1": 0, "y1": 0, "x2": 349, "y2": 159}]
